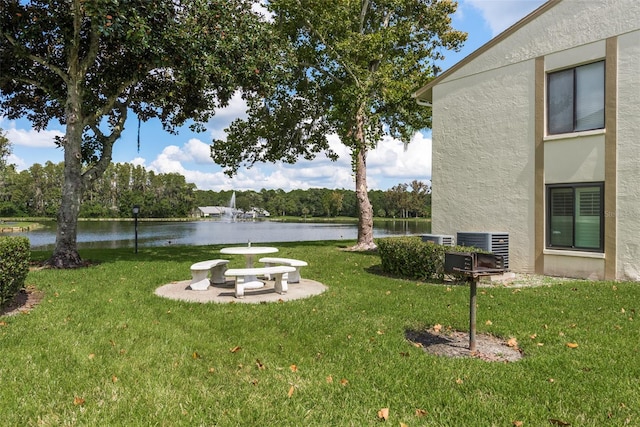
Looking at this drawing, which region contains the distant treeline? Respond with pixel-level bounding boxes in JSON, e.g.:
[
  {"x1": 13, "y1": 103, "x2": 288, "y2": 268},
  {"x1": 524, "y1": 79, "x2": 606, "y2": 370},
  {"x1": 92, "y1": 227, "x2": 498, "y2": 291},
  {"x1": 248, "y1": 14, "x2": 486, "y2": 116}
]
[{"x1": 0, "y1": 161, "x2": 430, "y2": 219}]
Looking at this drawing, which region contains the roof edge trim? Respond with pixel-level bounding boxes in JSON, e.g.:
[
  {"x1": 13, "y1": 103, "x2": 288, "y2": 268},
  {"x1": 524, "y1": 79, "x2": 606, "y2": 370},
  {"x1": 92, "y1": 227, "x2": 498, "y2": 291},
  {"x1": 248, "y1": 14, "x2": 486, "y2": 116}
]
[{"x1": 412, "y1": 0, "x2": 562, "y2": 101}]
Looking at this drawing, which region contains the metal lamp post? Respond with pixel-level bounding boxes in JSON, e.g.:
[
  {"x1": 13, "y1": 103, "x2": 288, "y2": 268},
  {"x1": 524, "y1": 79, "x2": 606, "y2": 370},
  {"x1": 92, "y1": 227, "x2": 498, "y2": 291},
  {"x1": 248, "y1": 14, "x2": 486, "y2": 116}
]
[{"x1": 133, "y1": 205, "x2": 140, "y2": 253}]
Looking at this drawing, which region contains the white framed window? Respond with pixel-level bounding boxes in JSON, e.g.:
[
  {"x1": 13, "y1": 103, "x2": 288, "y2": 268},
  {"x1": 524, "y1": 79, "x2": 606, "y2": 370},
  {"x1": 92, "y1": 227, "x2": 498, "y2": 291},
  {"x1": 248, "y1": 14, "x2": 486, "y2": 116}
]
[
  {"x1": 546, "y1": 182, "x2": 604, "y2": 252},
  {"x1": 547, "y1": 61, "x2": 605, "y2": 135}
]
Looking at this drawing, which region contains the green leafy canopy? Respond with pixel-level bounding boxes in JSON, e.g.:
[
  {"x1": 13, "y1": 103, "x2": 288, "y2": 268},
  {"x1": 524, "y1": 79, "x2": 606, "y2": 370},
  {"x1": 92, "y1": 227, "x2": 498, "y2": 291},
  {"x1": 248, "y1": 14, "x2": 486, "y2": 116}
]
[
  {"x1": 0, "y1": 0, "x2": 275, "y2": 267},
  {"x1": 211, "y1": 0, "x2": 467, "y2": 175},
  {"x1": 0, "y1": 0, "x2": 274, "y2": 161}
]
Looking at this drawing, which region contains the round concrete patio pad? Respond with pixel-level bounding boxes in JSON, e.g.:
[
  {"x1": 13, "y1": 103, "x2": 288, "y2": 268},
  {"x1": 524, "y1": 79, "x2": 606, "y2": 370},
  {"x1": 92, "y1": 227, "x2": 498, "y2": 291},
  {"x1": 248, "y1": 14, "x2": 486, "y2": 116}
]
[{"x1": 155, "y1": 278, "x2": 327, "y2": 304}]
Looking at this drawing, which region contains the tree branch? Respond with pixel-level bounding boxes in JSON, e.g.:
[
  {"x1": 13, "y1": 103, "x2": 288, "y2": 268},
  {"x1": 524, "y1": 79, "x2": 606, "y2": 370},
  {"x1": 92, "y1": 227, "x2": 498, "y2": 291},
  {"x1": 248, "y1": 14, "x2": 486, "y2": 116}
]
[
  {"x1": 79, "y1": 17, "x2": 102, "y2": 78},
  {"x1": 300, "y1": 61, "x2": 344, "y2": 85},
  {"x1": 82, "y1": 102, "x2": 127, "y2": 187},
  {"x1": 359, "y1": 0, "x2": 370, "y2": 34},
  {"x1": 295, "y1": 0, "x2": 360, "y2": 87},
  {"x1": 2, "y1": 33, "x2": 69, "y2": 84},
  {"x1": 87, "y1": 79, "x2": 137, "y2": 127}
]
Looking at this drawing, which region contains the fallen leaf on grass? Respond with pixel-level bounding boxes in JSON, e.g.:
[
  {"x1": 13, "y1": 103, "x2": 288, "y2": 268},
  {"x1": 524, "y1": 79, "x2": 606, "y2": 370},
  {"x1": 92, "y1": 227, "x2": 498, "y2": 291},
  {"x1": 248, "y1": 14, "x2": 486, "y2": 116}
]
[
  {"x1": 566, "y1": 342, "x2": 579, "y2": 349},
  {"x1": 73, "y1": 396, "x2": 85, "y2": 406},
  {"x1": 289, "y1": 364, "x2": 298, "y2": 372},
  {"x1": 507, "y1": 337, "x2": 518, "y2": 348},
  {"x1": 192, "y1": 352, "x2": 200, "y2": 359},
  {"x1": 377, "y1": 330, "x2": 384, "y2": 335},
  {"x1": 485, "y1": 320, "x2": 493, "y2": 326},
  {"x1": 208, "y1": 367, "x2": 215, "y2": 374},
  {"x1": 415, "y1": 409, "x2": 428, "y2": 417},
  {"x1": 326, "y1": 375, "x2": 333, "y2": 383},
  {"x1": 111, "y1": 376, "x2": 118, "y2": 383},
  {"x1": 433, "y1": 324, "x2": 442, "y2": 333},
  {"x1": 400, "y1": 423, "x2": 408, "y2": 427},
  {"x1": 512, "y1": 421, "x2": 523, "y2": 427},
  {"x1": 287, "y1": 385, "x2": 295, "y2": 397},
  {"x1": 88, "y1": 353, "x2": 95, "y2": 360},
  {"x1": 230, "y1": 346, "x2": 241, "y2": 353},
  {"x1": 0, "y1": 321, "x2": 7, "y2": 326},
  {"x1": 340, "y1": 378, "x2": 349, "y2": 386},
  {"x1": 377, "y1": 407, "x2": 389, "y2": 421},
  {"x1": 455, "y1": 378, "x2": 463, "y2": 385},
  {"x1": 548, "y1": 418, "x2": 571, "y2": 426}
]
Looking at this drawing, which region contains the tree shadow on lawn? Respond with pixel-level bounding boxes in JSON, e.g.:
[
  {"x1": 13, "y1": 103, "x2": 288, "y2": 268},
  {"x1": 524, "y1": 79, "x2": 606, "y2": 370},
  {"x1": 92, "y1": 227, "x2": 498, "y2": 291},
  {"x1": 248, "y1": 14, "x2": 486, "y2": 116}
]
[{"x1": 30, "y1": 240, "x2": 355, "y2": 267}]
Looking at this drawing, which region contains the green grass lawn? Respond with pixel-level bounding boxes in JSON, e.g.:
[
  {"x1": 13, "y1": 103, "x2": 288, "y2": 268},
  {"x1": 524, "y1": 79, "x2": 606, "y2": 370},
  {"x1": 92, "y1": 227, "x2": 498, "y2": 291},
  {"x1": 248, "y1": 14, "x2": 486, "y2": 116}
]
[{"x1": 1, "y1": 241, "x2": 638, "y2": 426}]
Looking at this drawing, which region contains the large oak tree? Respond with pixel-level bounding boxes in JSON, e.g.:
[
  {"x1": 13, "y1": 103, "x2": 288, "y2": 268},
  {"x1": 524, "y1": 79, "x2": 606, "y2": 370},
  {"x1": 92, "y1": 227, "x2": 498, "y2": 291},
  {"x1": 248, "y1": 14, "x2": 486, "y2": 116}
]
[
  {"x1": 0, "y1": 0, "x2": 273, "y2": 267},
  {"x1": 212, "y1": 0, "x2": 465, "y2": 250}
]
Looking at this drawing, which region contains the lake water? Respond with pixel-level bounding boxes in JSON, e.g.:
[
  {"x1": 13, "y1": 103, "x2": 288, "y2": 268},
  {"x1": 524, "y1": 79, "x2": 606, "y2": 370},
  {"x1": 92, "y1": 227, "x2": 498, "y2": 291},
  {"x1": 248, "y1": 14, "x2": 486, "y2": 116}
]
[{"x1": 7, "y1": 219, "x2": 431, "y2": 250}]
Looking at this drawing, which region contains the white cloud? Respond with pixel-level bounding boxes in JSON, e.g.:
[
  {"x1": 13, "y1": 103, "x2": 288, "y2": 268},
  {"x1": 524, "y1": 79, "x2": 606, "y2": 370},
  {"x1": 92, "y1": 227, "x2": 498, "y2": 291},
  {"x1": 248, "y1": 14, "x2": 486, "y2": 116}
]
[
  {"x1": 143, "y1": 130, "x2": 431, "y2": 192},
  {"x1": 131, "y1": 157, "x2": 146, "y2": 167},
  {"x1": 369, "y1": 133, "x2": 432, "y2": 181},
  {"x1": 251, "y1": 1, "x2": 274, "y2": 22},
  {"x1": 184, "y1": 138, "x2": 214, "y2": 164},
  {"x1": 464, "y1": 0, "x2": 545, "y2": 36},
  {"x1": 4, "y1": 125, "x2": 62, "y2": 148},
  {"x1": 149, "y1": 145, "x2": 189, "y2": 173},
  {"x1": 7, "y1": 153, "x2": 25, "y2": 170}
]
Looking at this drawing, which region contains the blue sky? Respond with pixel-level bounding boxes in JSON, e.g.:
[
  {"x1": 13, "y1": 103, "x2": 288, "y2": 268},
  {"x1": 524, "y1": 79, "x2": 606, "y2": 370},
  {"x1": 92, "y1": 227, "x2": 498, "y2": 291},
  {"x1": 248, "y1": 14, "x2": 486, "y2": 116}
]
[{"x1": 1, "y1": 0, "x2": 545, "y2": 191}]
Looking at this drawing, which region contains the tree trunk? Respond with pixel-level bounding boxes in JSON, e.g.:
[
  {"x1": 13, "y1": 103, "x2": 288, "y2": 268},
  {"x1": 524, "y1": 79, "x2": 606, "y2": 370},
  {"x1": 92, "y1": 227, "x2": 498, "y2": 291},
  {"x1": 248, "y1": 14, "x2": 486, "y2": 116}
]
[
  {"x1": 48, "y1": 154, "x2": 84, "y2": 268},
  {"x1": 353, "y1": 145, "x2": 376, "y2": 250},
  {"x1": 46, "y1": 84, "x2": 85, "y2": 268},
  {"x1": 350, "y1": 107, "x2": 376, "y2": 251}
]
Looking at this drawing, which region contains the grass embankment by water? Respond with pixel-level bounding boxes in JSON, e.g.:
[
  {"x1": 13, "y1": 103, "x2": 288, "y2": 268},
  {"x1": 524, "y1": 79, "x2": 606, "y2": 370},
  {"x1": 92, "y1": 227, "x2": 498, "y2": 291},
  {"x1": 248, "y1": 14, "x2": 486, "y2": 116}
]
[
  {"x1": 0, "y1": 221, "x2": 45, "y2": 232},
  {"x1": 272, "y1": 216, "x2": 431, "y2": 224},
  {"x1": 1, "y1": 241, "x2": 638, "y2": 426}
]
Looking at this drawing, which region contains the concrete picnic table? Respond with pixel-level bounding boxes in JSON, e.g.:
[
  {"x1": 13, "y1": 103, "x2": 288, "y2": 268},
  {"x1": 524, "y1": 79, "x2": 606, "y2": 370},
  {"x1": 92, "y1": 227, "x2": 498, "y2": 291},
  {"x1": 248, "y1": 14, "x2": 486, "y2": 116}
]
[{"x1": 220, "y1": 245, "x2": 278, "y2": 287}]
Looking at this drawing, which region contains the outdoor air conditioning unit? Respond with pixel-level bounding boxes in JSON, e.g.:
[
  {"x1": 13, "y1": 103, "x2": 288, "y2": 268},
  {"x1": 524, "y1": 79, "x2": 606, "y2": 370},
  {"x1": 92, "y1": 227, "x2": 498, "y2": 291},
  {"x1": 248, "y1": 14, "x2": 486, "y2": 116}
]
[
  {"x1": 456, "y1": 232, "x2": 509, "y2": 269},
  {"x1": 421, "y1": 234, "x2": 455, "y2": 246}
]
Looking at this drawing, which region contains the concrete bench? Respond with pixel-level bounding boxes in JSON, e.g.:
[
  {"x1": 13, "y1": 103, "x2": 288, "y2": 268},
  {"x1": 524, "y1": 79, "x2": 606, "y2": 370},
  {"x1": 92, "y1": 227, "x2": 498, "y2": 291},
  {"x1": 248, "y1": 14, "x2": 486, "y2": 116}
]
[
  {"x1": 189, "y1": 259, "x2": 229, "y2": 290},
  {"x1": 225, "y1": 266, "x2": 296, "y2": 298},
  {"x1": 258, "y1": 257, "x2": 308, "y2": 283}
]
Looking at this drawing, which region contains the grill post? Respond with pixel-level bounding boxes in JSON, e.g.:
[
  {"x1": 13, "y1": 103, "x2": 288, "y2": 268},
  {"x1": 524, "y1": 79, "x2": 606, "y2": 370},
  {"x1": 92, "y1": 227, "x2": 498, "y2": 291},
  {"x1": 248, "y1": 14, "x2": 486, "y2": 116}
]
[
  {"x1": 444, "y1": 252, "x2": 506, "y2": 353},
  {"x1": 469, "y1": 277, "x2": 478, "y2": 352}
]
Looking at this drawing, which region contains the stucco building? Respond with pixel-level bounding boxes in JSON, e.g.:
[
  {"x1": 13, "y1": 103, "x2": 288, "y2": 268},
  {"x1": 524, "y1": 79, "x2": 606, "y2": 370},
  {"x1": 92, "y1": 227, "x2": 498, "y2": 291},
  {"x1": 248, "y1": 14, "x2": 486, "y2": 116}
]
[{"x1": 413, "y1": 0, "x2": 639, "y2": 280}]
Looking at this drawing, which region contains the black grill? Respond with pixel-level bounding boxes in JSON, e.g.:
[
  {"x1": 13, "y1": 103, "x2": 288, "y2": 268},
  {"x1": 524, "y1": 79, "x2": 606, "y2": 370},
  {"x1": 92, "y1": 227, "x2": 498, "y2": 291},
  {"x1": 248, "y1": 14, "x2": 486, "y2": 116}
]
[{"x1": 445, "y1": 252, "x2": 505, "y2": 278}]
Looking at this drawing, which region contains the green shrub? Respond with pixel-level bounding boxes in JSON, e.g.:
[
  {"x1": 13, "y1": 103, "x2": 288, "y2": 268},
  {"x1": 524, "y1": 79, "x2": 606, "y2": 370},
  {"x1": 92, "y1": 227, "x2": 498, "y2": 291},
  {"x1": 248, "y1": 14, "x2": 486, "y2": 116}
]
[
  {"x1": 0, "y1": 236, "x2": 30, "y2": 308},
  {"x1": 377, "y1": 236, "x2": 476, "y2": 282}
]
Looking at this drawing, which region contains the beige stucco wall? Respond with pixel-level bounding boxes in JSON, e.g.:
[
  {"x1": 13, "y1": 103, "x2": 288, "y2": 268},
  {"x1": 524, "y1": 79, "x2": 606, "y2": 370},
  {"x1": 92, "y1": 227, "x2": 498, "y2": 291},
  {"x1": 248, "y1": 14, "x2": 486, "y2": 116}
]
[
  {"x1": 544, "y1": 133, "x2": 605, "y2": 183},
  {"x1": 445, "y1": 0, "x2": 639, "y2": 82},
  {"x1": 616, "y1": 30, "x2": 640, "y2": 281},
  {"x1": 430, "y1": 0, "x2": 639, "y2": 279},
  {"x1": 544, "y1": 254, "x2": 605, "y2": 280},
  {"x1": 431, "y1": 59, "x2": 536, "y2": 273}
]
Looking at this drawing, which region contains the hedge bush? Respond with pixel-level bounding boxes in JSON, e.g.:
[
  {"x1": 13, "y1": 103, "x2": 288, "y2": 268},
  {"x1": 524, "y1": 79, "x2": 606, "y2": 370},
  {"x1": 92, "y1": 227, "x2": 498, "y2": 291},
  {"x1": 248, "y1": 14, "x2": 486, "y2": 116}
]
[
  {"x1": 0, "y1": 236, "x2": 30, "y2": 308},
  {"x1": 377, "y1": 236, "x2": 476, "y2": 282}
]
